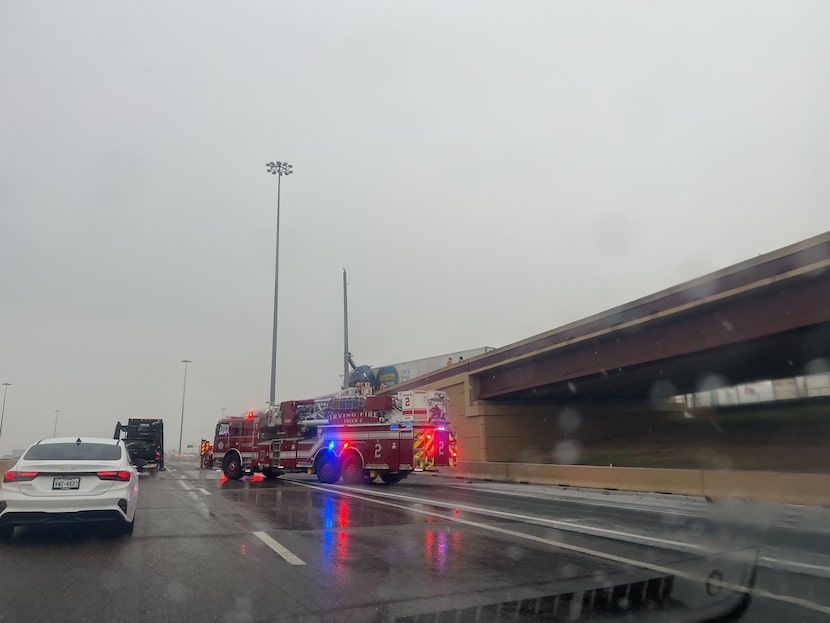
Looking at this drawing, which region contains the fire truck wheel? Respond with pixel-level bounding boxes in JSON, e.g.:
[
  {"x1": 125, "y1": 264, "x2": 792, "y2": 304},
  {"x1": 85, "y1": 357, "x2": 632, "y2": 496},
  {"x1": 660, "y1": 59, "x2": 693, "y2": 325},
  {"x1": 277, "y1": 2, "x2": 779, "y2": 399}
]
[
  {"x1": 223, "y1": 454, "x2": 243, "y2": 480},
  {"x1": 340, "y1": 453, "x2": 364, "y2": 485},
  {"x1": 380, "y1": 472, "x2": 402, "y2": 485},
  {"x1": 315, "y1": 453, "x2": 341, "y2": 484}
]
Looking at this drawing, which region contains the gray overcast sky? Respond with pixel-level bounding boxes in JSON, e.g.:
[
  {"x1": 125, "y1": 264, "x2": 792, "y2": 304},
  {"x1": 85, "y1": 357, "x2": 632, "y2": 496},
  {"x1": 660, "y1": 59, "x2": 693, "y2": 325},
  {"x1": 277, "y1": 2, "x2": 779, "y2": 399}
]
[{"x1": 1, "y1": 2, "x2": 829, "y2": 454}]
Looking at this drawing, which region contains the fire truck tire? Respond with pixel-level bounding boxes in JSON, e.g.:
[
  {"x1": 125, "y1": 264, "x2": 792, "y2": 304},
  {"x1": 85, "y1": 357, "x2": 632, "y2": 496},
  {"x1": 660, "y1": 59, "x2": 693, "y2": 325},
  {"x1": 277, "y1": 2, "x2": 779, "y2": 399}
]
[
  {"x1": 380, "y1": 472, "x2": 402, "y2": 485},
  {"x1": 222, "y1": 454, "x2": 243, "y2": 480},
  {"x1": 315, "y1": 453, "x2": 341, "y2": 484},
  {"x1": 340, "y1": 452, "x2": 364, "y2": 485}
]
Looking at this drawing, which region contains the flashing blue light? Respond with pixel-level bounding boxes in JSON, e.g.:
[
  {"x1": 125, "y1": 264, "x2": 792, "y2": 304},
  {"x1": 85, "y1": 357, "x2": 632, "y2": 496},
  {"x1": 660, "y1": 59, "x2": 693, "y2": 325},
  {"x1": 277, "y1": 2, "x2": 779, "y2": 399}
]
[{"x1": 328, "y1": 441, "x2": 335, "y2": 451}]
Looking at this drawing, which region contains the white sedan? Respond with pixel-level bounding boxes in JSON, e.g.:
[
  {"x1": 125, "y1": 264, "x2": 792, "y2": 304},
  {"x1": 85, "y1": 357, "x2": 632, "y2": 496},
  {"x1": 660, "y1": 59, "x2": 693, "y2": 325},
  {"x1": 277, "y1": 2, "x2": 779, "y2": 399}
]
[{"x1": 0, "y1": 437, "x2": 139, "y2": 540}]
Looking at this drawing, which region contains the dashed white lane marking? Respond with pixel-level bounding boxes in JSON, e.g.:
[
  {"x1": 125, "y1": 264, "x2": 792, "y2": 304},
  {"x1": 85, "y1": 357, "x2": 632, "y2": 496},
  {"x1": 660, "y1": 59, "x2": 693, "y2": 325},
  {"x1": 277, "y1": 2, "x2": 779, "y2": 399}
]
[
  {"x1": 252, "y1": 531, "x2": 305, "y2": 565},
  {"x1": 290, "y1": 481, "x2": 830, "y2": 616},
  {"x1": 173, "y1": 479, "x2": 211, "y2": 496}
]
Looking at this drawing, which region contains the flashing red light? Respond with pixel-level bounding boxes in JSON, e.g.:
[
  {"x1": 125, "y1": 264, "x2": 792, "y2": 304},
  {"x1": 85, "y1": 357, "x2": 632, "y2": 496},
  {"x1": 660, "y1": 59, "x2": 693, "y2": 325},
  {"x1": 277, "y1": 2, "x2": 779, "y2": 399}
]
[
  {"x1": 97, "y1": 470, "x2": 132, "y2": 481},
  {"x1": 3, "y1": 470, "x2": 38, "y2": 483},
  {"x1": 247, "y1": 411, "x2": 254, "y2": 419},
  {"x1": 426, "y1": 434, "x2": 432, "y2": 440},
  {"x1": 342, "y1": 441, "x2": 349, "y2": 449}
]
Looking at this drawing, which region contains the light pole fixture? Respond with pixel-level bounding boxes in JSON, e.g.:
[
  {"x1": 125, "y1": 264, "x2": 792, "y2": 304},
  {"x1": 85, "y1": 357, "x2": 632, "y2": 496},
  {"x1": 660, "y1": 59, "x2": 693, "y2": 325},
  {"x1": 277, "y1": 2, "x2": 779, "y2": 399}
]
[
  {"x1": 53, "y1": 409, "x2": 60, "y2": 437},
  {"x1": 0, "y1": 383, "x2": 10, "y2": 446},
  {"x1": 178, "y1": 359, "x2": 191, "y2": 455},
  {"x1": 264, "y1": 160, "x2": 294, "y2": 406}
]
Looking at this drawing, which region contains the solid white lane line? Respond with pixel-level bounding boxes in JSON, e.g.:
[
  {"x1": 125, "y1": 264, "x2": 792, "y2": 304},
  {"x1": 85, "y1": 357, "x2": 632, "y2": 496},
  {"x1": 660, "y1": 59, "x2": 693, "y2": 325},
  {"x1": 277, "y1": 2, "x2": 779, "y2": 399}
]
[
  {"x1": 198, "y1": 488, "x2": 212, "y2": 496},
  {"x1": 289, "y1": 481, "x2": 830, "y2": 616},
  {"x1": 299, "y1": 481, "x2": 830, "y2": 576},
  {"x1": 760, "y1": 556, "x2": 830, "y2": 574},
  {"x1": 252, "y1": 531, "x2": 305, "y2": 565},
  {"x1": 326, "y1": 483, "x2": 704, "y2": 553},
  {"x1": 448, "y1": 482, "x2": 704, "y2": 520},
  {"x1": 332, "y1": 484, "x2": 830, "y2": 576},
  {"x1": 341, "y1": 486, "x2": 830, "y2": 575}
]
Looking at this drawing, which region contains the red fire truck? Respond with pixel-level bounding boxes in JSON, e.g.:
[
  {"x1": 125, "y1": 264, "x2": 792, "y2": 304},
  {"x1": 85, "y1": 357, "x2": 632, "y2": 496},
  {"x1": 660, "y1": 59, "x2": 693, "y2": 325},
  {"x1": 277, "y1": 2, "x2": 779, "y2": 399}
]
[{"x1": 212, "y1": 387, "x2": 457, "y2": 484}]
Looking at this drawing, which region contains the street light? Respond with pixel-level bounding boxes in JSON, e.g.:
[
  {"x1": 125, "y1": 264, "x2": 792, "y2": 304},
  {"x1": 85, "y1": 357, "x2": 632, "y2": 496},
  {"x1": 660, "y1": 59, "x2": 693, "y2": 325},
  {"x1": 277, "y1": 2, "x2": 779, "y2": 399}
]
[
  {"x1": 178, "y1": 359, "x2": 191, "y2": 455},
  {"x1": 53, "y1": 409, "x2": 60, "y2": 437},
  {"x1": 265, "y1": 160, "x2": 294, "y2": 406},
  {"x1": 0, "y1": 383, "x2": 11, "y2": 446}
]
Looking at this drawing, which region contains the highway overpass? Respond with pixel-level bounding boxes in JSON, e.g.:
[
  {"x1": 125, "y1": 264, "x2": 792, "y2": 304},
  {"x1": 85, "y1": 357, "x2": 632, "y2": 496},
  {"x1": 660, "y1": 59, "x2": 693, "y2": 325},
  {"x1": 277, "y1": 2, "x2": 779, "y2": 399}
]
[{"x1": 383, "y1": 231, "x2": 830, "y2": 495}]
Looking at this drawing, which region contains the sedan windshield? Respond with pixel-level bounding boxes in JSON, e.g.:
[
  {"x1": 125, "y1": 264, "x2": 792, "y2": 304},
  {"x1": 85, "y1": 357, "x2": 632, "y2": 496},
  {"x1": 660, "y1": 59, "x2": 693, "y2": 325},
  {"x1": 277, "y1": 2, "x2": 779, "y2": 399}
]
[{"x1": 23, "y1": 443, "x2": 122, "y2": 462}]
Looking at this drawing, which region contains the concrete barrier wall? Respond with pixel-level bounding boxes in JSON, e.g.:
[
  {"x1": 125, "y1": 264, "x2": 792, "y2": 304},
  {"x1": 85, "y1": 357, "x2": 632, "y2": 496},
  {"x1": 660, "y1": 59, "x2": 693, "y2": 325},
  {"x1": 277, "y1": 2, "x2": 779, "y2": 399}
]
[
  {"x1": 452, "y1": 461, "x2": 830, "y2": 506},
  {"x1": 505, "y1": 463, "x2": 705, "y2": 497},
  {"x1": 700, "y1": 469, "x2": 830, "y2": 506}
]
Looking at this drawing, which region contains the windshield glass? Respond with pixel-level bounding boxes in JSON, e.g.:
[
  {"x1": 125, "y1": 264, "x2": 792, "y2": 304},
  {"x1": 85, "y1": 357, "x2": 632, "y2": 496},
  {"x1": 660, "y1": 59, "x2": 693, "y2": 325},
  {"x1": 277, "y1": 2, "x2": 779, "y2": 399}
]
[
  {"x1": 1, "y1": 2, "x2": 829, "y2": 622},
  {"x1": 23, "y1": 443, "x2": 122, "y2": 461}
]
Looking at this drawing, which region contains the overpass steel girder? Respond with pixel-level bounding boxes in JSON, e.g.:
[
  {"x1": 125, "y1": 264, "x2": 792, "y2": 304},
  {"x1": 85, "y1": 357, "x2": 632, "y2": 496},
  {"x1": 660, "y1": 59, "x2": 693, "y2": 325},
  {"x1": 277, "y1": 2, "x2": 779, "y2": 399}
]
[{"x1": 474, "y1": 269, "x2": 830, "y2": 401}]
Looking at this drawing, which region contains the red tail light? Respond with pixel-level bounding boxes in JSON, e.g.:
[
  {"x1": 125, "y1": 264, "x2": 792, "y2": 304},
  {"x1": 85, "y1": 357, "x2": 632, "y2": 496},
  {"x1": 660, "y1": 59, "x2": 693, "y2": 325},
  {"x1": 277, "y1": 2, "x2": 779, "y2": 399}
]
[
  {"x1": 97, "y1": 470, "x2": 132, "y2": 481},
  {"x1": 3, "y1": 471, "x2": 38, "y2": 483},
  {"x1": 155, "y1": 451, "x2": 161, "y2": 459}
]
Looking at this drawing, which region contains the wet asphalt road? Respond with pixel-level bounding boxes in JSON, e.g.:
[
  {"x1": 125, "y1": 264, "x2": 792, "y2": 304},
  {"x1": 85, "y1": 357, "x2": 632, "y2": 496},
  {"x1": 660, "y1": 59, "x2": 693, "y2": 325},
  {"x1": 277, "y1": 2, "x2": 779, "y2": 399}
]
[{"x1": 1, "y1": 461, "x2": 829, "y2": 622}]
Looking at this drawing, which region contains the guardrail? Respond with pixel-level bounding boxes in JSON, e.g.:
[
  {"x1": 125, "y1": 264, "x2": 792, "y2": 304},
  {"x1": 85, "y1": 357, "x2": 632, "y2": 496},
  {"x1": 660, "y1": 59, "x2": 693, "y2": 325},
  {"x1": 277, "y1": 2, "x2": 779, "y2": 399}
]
[{"x1": 453, "y1": 461, "x2": 830, "y2": 506}]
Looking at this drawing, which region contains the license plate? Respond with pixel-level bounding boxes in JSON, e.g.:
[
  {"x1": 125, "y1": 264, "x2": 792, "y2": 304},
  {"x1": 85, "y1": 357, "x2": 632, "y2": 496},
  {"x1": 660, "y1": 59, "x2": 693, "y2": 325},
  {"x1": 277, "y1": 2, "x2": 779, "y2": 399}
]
[{"x1": 52, "y1": 476, "x2": 81, "y2": 490}]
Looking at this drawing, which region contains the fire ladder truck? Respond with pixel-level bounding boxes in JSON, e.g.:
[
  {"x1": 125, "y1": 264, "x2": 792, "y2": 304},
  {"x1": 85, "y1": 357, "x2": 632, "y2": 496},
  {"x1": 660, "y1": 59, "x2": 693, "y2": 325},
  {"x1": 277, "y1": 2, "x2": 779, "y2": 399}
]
[{"x1": 213, "y1": 386, "x2": 457, "y2": 485}]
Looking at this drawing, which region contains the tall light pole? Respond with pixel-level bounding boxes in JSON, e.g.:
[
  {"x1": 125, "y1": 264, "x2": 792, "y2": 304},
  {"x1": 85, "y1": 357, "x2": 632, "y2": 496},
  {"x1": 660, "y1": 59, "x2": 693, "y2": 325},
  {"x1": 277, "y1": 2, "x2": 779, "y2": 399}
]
[
  {"x1": 0, "y1": 383, "x2": 10, "y2": 446},
  {"x1": 178, "y1": 359, "x2": 191, "y2": 455},
  {"x1": 53, "y1": 409, "x2": 60, "y2": 437},
  {"x1": 265, "y1": 160, "x2": 294, "y2": 406},
  {"x1": 343, "y1": 268, "x2": 350, "y2": 389}
]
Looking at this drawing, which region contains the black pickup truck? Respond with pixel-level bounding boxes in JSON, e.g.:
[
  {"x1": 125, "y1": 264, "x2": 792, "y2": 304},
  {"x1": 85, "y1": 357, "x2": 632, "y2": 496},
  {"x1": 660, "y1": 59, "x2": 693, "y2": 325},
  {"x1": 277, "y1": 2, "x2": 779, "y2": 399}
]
[{"x1": 114, "y1": 419, "x2": 165, "y2": 473}]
